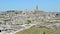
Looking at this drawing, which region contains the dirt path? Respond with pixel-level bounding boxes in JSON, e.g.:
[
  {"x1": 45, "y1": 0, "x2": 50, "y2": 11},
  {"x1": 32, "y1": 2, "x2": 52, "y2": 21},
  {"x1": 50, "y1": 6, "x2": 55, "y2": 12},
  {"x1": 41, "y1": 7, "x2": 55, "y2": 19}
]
[{"x1": 10, "y1": 24, "x2": 36, "y2": 34}]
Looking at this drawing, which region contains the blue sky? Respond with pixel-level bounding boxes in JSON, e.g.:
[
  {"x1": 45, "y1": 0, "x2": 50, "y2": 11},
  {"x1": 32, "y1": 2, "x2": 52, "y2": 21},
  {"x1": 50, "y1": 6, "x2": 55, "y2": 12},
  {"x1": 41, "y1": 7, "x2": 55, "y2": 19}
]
[{"x1": 0, "y1": 0, "x2": 60, "y2": 12}]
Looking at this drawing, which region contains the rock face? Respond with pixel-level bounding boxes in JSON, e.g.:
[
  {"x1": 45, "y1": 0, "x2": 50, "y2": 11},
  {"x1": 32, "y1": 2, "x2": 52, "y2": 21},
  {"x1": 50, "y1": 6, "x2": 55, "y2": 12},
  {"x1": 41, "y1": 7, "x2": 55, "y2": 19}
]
[
  {"x1": 34, "y1": 23, "x2": 60, "y2": 29},
  {"x1": 46, "y1": 23, "x2": 60, "y2": 29}
]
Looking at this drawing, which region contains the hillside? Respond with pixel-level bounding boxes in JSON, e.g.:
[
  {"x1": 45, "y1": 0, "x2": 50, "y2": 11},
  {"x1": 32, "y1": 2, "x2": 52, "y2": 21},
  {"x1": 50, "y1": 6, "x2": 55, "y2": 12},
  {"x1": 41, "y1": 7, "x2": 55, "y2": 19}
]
[
  {"x1": 0, "y1": 10, "x2": 60, "y2": 34},
  {"x1": 15, "y1": 26, "x2": 60, "y2": 34}
]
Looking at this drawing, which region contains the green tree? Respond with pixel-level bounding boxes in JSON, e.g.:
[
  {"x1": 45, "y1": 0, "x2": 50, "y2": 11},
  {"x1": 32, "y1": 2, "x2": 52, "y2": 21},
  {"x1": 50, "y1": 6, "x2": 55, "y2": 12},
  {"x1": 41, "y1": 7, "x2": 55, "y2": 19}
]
[{"x1": 26, "y1": 20, "x2": 31, "y2": 24}]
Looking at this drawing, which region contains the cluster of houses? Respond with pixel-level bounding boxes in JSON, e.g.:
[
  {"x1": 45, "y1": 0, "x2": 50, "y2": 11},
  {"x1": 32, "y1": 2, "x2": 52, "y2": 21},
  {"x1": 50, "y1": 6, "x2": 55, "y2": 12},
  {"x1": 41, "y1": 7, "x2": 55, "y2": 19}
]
[{"x1": 0, "y1": 5, "x2": 60, "y2": 34}]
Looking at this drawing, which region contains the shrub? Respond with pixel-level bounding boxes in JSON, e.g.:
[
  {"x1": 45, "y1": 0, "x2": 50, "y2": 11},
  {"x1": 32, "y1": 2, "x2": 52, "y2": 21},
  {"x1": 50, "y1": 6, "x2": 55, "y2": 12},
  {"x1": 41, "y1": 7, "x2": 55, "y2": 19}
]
[
  {"x1": 43, "y1": 32, "x2": 46, "y2": 34},
  {"x1": 26, "y1": 20, "x2": 31, "y2": 24}
]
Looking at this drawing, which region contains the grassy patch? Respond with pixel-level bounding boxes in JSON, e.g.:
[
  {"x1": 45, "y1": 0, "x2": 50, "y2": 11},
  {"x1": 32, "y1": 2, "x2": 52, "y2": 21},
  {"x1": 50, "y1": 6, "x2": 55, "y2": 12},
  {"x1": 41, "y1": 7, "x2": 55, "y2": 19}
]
[{"x1": 15, "y1": 26, "x2": 60, "y2": 34}]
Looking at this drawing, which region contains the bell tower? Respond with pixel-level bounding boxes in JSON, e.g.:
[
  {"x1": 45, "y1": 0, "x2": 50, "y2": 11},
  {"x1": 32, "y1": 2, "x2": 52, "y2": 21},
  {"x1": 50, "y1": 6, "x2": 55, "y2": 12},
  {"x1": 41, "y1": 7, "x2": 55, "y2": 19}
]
[
  {"x1": 36, "y1": 5, "x2": 38, "y2": 10},
  {"x1": 35, "y1": 5, "x2": 39, "y2": 12},
  {"x1": 33, "y1": 5, "x2": 39, "y2": 14}
]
